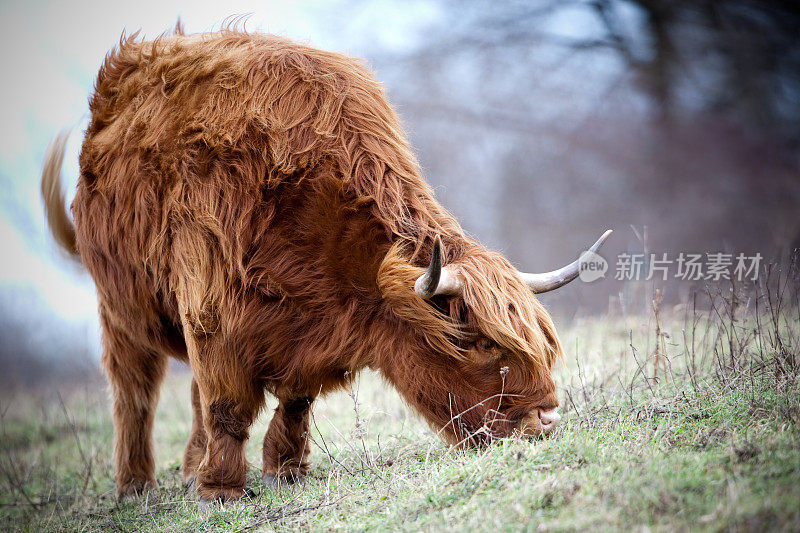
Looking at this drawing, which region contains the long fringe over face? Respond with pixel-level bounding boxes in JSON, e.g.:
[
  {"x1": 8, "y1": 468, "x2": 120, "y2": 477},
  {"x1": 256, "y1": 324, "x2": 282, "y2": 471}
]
[{"x1": 378, "y1": 240, "x2": 563, "y2": 381}]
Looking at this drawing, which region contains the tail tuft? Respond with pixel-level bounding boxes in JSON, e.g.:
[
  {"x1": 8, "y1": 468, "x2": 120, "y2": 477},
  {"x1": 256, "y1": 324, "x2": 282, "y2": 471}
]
[{"x1": 41, "y1": 131, "x2": 79, "y2": 258}]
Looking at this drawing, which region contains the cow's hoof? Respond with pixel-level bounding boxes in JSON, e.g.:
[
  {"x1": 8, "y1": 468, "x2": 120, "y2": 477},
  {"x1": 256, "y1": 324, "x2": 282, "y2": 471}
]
[
  {"x1": 195, "y1": 485, "x2": 255, "y2": 508},
  {"x1": 262, "y1": 472, "x2": 305, "y2": 488},
  {"x1": 117, "y1": 479, "x2": 158, "y2": 501},
  {"x1": 197, "y1": 498, "x2": 219, "y2": 513}
]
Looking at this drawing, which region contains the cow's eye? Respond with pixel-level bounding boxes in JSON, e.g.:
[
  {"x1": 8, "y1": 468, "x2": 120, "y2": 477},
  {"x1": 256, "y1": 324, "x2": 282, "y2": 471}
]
[{"x1": 477, "y1": 338, "x2": 495, "y2": 351}]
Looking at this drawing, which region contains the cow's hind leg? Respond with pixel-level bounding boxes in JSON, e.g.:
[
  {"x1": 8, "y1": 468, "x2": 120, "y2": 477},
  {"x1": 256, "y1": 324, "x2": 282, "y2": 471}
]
[
  {"x1": 101, "y1": 313, "x2": 168, "y2": 499},
  {"x1": 262, "y1": 394, "x2": 314, "y2": 486},
  {"x1": 181, "y1": 378, "x2": 207, "y2": 486}
]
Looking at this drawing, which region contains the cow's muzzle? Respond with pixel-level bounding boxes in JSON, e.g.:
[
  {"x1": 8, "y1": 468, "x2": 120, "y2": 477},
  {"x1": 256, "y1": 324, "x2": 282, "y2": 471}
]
[{"x1": 519, "y1": 408, "x2": 561, "y2": 437}]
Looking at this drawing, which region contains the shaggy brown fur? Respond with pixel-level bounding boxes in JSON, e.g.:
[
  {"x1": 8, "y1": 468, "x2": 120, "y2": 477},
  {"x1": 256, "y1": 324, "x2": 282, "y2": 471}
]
[{"x1": 42, "y1": 26, "x2": 564, "y2": 503}]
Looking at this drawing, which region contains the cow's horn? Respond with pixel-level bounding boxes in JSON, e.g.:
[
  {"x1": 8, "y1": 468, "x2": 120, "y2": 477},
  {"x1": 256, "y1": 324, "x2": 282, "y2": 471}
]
[
  {"x1": 414, "y1": 234, "x2": 463, "y2": 298},
  {"x1": 520, "y1": 230, "x2": 613, "y2": 294}
]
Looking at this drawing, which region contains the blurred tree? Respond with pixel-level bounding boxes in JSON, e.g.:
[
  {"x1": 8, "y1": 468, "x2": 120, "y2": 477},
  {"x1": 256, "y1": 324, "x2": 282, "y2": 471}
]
[
  {"x1": 596, "y1": 0, "x2": 800, "y2": 149},
  {"x1": 373, "y1": 0, "x2": 800, "y2": 148}
]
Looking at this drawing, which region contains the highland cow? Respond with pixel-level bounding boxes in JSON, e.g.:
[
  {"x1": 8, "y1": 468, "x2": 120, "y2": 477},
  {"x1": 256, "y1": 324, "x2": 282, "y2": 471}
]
[{"x1": 41, "y1": 27, "x2": 610, "y2": 504}]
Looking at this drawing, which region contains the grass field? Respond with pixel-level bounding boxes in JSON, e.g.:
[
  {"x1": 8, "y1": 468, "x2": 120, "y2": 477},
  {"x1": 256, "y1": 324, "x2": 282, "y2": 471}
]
[{"x1": 1, "y1": 278, "x2": 799, "y2": 531}]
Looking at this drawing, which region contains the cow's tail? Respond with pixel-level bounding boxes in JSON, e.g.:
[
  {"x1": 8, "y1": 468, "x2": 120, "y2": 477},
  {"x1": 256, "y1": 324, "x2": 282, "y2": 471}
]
[{"x1": 41, "y1": 130, "x2": 80, "y2": 259}]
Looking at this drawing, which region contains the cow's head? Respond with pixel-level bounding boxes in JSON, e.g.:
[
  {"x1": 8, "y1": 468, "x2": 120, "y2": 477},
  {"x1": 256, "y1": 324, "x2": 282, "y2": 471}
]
[{"x1": 377, "y1": 230, "x2": 611, "y2": 446}]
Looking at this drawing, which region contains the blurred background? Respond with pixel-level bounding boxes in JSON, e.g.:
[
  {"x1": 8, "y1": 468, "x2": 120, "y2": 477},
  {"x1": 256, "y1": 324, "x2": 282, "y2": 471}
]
[{"x1": 1, "y1": 0, "x2": 798, "y2": 386}]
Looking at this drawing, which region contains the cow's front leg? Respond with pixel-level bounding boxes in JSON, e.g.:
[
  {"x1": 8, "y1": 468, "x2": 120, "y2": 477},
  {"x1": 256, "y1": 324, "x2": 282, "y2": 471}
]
[
  {"x1": 181, "y1": 323, "x2": 263, "y2": 503},
  {"x1": 195, "y1": 393, "x2": 258, "y2": 503},
  {"x1": 262, "y1": 395, "x2": 314, "y2": 486}
]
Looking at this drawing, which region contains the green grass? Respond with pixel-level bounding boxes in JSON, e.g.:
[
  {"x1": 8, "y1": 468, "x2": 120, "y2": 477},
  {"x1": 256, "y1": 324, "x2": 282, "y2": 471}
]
[{"x1": 1, "y1": 287, "x2": 799, "y2": 531}]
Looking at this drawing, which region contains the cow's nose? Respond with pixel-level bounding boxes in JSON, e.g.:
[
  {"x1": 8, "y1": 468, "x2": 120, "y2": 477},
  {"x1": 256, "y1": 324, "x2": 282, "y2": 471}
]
[
  {"x1": 519, "y1": 408, "x2": 562, "y2": 437},
  {"x1": 539, "y1": 408, "x2": 561, "y2": 434}
]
